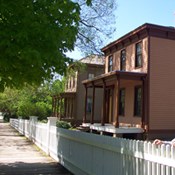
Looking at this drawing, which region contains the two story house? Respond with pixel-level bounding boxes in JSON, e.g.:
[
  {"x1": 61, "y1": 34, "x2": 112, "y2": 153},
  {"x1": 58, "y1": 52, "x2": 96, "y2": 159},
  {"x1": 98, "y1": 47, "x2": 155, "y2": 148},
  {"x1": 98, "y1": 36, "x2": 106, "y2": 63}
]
[
  {"x1": 82, "y1": 23, "x2": 175, "y2": 139},
  {"x1": 52, "y1": 55, "x2": 104, "y2": 126}
]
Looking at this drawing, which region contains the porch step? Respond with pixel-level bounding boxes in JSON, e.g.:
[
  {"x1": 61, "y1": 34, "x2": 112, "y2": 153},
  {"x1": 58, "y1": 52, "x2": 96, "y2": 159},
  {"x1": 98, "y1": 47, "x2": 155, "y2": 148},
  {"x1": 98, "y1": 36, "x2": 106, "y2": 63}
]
[{"x1": 77, "y1": 125, "x2": 90, "y2": 132}]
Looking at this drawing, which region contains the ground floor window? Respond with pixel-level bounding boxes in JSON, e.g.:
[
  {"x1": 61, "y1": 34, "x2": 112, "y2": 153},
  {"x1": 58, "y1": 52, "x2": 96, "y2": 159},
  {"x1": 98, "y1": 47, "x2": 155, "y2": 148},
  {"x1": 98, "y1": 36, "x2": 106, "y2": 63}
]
[
  {"x1": 86, "y1": 97, "x2": 92, "y2": 113},
  {"x1": 119, "y1": 88, "x2": 125, "y2": 116},
  {"x1": 134, "y1": 86, "x2": 142, "y2": 116}
]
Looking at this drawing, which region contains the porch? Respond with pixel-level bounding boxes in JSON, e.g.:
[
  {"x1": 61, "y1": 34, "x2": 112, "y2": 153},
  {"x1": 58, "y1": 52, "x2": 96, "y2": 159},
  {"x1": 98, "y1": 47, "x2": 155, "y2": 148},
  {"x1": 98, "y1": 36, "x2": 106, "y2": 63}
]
[
  {"x1": 82, "y1": 70, "x2": 147, "y2": 137},
  {"x1": 52, "y1": 92, "x2": 76, "y2": 119}
]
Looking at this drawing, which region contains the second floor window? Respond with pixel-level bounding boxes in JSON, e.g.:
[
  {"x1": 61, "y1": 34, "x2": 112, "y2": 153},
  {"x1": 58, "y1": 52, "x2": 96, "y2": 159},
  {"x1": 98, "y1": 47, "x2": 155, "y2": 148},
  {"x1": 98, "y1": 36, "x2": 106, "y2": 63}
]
[
  {"x1": 119, "y1": 88, "x2": 125, "y2": 116},
  {"x1": 135, "y1": 42, "x2": 142, "y2": 68},
  {"x1": 134, "y1": 86, "x2": 142, "y2": 117},
  {"x1": 120, "y1": 49, "x2": 126, "y2": 71},
  {"x1": 88, "y1": 73, "x2": 94, "y2": 80},
  {"x1": 108, "y1": 55, "x2": 113, "y2": 72}
]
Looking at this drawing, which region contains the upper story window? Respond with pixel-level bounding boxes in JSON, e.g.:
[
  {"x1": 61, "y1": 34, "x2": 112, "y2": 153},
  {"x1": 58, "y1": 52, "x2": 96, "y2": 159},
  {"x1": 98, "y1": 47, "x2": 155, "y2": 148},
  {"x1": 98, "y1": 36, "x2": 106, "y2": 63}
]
[
  {"x1": 108, "y1": 55, "x2": 113, "y2": 72},
  {"x1": 120, "y1": 49, "x2": 126, "y2": 71},
  {"x1": 135, "y1": 42, "x2": 142, "y2": 68},
  {"x1": 119, "y1": 88, "x2": 125, "y2": 116},
  {"x1": 134, "y1": 86, "x2": 142, "y2": 117},
  {"x1": 88, "y1": 73, "x2": 94, "y2": 80}
]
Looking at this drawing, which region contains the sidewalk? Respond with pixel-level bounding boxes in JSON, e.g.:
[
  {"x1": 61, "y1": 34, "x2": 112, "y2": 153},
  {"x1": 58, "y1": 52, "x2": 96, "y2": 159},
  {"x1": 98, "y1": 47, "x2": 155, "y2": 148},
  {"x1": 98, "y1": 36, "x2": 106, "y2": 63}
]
[{"x1": 0, "y1": 123, "x2": 73, "y2": 175}]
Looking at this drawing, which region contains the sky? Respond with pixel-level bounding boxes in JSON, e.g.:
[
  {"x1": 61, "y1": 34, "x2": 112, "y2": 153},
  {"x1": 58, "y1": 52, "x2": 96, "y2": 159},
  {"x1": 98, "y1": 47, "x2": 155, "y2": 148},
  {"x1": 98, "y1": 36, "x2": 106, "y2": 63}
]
[{"x1": 67, "y1": 0, "x2": 175, "y2": 59}]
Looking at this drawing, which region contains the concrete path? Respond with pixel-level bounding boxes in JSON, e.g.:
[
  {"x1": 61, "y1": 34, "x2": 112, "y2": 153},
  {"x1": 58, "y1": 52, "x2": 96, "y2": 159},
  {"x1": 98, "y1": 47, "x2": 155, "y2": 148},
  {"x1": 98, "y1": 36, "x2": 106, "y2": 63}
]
[{"x1": 0, "y1": 123, "x2": 73, "y2": 175}]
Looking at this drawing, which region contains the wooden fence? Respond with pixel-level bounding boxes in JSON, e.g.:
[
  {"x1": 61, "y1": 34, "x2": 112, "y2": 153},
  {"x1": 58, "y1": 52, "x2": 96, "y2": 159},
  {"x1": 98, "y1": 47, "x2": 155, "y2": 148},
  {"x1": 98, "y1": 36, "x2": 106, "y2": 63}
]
[{"x1": 10, "y1": 118, "x2": 175, "y2": 175}]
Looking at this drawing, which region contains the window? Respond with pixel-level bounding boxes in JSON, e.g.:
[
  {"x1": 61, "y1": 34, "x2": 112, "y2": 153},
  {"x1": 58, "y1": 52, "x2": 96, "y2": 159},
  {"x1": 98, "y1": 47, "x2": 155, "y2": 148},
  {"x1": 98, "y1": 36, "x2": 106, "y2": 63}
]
[
  {"x1": 135, "y1": 42, "x2": 142, "y2": 68},
  {"x1": 86, "y1": 97, "x2": 92, "y2": 113},
  {"x1": 108, "y1": 55, "x2": 113, "y2": 72},
  {"x1": 120, "y1": 49, "x2": 126, "y2": 71},
  {"x1": 119, "y1": 89, "x2": 125, "y2": 116},
  {"x1": 88, "y1": 73, "x2": 94, "y2": 80},
  {"x1": 134, "y1": 86, "x2": 142, "y2": 116}
]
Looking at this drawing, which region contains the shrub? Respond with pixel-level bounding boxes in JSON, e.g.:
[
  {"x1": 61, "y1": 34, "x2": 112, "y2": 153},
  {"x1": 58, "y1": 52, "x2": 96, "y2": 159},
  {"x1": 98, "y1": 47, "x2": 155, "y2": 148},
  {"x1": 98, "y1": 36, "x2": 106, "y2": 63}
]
[{"x1": 56, "y1": 120, "x2": 72, "y2": 129}]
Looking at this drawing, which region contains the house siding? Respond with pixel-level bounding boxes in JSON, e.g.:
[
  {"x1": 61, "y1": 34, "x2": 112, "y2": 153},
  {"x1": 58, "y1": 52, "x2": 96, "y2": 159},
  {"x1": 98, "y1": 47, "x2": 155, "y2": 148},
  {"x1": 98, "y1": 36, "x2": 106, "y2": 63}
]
[
  {"x1": 105, "y1": 38, "x2": 148, "y2": 74},
  {"x1": 149, "y1": 37, "x2": 175, "y2": 130},
  {"x1": 112, "y1": 80, "x2": 142, "y2": 126},
  {"x1": 76, "y1": 66, "x2": 104, "y2": 121}
]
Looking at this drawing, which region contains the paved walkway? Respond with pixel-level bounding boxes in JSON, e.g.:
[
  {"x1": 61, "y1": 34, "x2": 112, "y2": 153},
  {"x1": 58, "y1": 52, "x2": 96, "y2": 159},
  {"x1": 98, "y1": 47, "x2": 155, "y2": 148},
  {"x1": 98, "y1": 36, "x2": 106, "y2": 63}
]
[{"x1": 0, "y1": 123, "x2": 73, "y2": 175}]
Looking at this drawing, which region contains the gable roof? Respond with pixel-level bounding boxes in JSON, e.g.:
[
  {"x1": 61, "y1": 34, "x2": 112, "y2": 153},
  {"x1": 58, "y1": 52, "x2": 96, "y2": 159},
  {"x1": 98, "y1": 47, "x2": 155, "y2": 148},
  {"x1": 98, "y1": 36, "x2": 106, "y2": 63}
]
[{"x1": 79, "y1": 54, "x2": 105, "y2": 65}]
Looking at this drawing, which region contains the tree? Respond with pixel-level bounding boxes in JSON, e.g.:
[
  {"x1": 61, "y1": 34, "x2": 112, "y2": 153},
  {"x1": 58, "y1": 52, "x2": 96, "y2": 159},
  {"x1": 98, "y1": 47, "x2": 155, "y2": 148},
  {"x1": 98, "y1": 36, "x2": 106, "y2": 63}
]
[
  {"x1": 0, "y1": 83, "x2": 54, "y2": 120},
  {"x1": 75, "y1": 0, "x2": 117, "y2": 54},
  {"x1": 0, "y1": 0, "x2": 117, "y2": 90},
  {"x1": 0, "y1": 0, "x2": 80, "y2": 91}
]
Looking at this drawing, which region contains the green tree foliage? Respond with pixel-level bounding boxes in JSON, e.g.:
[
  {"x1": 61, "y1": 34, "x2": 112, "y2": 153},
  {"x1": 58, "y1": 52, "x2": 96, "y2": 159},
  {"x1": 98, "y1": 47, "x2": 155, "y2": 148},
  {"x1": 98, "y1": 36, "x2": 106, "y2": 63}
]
[
  {"x1": 50, "y1": 79, "x2": 65, "y2": 95},
  {"x1": 0, "y1": 0, "x2": 116, "y2": 91},
  {"x1": 0, "y1": 0, "x2": 80, "y2": 91},
  {"x1": 0, "y1": 82, "x2": 65, "y2": 120}
]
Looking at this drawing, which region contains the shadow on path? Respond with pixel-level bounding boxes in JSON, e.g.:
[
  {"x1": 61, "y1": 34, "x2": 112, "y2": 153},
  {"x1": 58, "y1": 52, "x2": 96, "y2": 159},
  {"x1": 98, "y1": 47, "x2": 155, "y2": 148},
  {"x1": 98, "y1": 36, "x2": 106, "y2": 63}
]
[{"x1": 0, "y1": 123, "x2": 73, "y2": 175}]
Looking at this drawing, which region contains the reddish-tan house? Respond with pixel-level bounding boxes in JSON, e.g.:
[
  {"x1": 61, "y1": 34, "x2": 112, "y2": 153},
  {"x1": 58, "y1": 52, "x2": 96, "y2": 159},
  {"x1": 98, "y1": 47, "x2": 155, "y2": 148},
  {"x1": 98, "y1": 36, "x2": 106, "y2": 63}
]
[
  {"x1": 52, "y1": 55, "x2": 104, "y2": 126},
  {"x1": 82, "y1": 23, "x2": 175, "y2": 139}
]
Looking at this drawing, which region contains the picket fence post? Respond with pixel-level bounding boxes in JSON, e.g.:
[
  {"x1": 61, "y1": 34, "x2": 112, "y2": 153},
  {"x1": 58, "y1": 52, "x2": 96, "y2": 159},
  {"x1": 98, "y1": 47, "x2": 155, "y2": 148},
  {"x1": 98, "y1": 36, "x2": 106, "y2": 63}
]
[
  {"x1": 29, "y1": 116, "x2": 38, "y2": 140},
  {"x1": 46, "y1": 117, "x2": 57, "y2": 155}
]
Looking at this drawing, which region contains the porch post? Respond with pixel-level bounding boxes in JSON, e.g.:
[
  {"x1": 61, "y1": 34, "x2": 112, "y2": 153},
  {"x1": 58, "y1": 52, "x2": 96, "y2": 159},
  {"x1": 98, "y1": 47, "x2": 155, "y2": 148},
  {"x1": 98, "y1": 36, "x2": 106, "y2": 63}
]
[
  {"x1": 53, "y1": 96, "x2": 56, "y2": 117},
  {"x1": 64, "y1": 98, "x2": 67, "y2": 118},
  {"x1": 59, "y1": 97, "x2": 62, "y2": 120},
  {"x1": 141, "y1": 77, "x2": 146, "y2": 129},
  {"x1": 52, "y1": 96, "x2": 54, "y2": 116},
  {"x1": 114, "y1": 75, "x2": 120, "y2": 128},
  {"x1": 56, "y1": 96, "x2": 59, "y2": 118},
  {"x1": 91, "y1": 83, "x2": 95, "y2": 124},
  {"x1": 102, "y1": 79, "x2": 106, "y2": 126},
  {"x1": 70, "y1": 97, "x2": 73, "y2": 118},
  {"x1": 83, "y1": 85, "x2": 87, "y2": 123}
]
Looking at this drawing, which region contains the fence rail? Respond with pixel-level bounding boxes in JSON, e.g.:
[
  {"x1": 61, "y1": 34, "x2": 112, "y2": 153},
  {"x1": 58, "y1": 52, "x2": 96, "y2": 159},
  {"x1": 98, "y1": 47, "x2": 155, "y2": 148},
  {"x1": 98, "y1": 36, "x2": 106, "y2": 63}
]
[{"x1": 10, "y1": 118, "x2": 175, "y2": 175}]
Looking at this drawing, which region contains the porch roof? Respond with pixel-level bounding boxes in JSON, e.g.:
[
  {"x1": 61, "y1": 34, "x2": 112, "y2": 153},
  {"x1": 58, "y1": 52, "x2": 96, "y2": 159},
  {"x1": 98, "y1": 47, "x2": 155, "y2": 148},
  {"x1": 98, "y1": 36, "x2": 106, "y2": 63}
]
[
  {"x1": 52, "y1": 92, "x2": 76, "y2": 99},
  {"x1": 60, "y1": 92, "x2": 76, "y2": 98},
  {"x1": 82, "y1": 70, "x2": 147, "y2": 87}
]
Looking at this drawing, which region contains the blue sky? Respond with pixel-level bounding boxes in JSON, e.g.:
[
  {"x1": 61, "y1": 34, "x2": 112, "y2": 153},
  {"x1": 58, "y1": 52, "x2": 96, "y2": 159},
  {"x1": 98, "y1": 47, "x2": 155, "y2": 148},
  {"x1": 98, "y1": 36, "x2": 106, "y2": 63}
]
[{"x1": 68, "y1": 0, "x2": 175, "y2": 59}]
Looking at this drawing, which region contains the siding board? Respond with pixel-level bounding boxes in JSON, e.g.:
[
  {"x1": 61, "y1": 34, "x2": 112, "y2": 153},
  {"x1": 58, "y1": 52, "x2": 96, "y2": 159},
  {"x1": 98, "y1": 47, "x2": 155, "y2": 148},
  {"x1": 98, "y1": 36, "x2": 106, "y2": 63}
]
[{"x1": 149, "y1": 37, "x2": 175, "y2": 130}]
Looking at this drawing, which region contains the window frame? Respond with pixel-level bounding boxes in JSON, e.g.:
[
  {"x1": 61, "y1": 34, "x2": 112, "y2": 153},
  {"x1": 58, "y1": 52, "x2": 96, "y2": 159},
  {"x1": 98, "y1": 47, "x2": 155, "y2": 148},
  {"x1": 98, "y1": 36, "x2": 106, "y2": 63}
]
[
  {"x1": 135, "y1": 42, "x2": 142, "y2": 68},
  {"x1": 134, "y1": 86, "x2": 142, "y2": 117},
  {"x1": 119, "y1": 88, "x2": 125, "y2": 116},
  {"x1": 86, "y1": 97, "x2": 92, "y2": 113},
  {"x1": 88, "y1": 73, "x2": 95, "y2": 80},
  {"x1": 108, "y1": 55, "x2": 113, "y2": 72},
  {"x1": 120, "y1": 49, "x2": 126, "y2": 71}
]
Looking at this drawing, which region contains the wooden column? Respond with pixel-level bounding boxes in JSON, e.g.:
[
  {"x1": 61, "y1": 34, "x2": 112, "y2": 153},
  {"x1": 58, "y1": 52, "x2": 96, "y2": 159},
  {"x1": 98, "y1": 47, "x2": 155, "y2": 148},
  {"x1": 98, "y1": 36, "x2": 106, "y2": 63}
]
[
  {"x1": 101, "y1": 79, "x2": 106, "y2": 126},
  {"x1": 52, "y1": 96, "x2": 54, "y2": 116},
  {"x1": 91, "y1": 84, "x2": 95, "y2": 124},
  {"x1": 70, "y1": 98, "x2": 73, "y2": 118},
  {"x1": 141, "y1": 77, "x2": 146, "y2": 129},
  {"x1": 114, "y1": 75, "x2": 120, "y2": 128},
  {"x1": 53, "y1": 97, "x2": 56, "y2": 117},
  {"x1": 56, "y1": 97, "x2": 59, "y2": 118},
  {"x1": 64, "y1": 98, "x2": 67, "y2": 118},
  {"x1": 59, "y1": 97, "x2": 62, "y2": 120},
  {"x1": 83, "y1": 85, "x2": 87, "y2": 123}
]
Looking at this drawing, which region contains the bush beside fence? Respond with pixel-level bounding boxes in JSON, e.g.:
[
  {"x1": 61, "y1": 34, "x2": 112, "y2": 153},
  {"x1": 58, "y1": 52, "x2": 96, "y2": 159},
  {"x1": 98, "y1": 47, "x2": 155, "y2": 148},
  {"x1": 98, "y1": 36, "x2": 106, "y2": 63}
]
[{"x1": 10, "y1": 118, "x2": 175, "y2": 175}]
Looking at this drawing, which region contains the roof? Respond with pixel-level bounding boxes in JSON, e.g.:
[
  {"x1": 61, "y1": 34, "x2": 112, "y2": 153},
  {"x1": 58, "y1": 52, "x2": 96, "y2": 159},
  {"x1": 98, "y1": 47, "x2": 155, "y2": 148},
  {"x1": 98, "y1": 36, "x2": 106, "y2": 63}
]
[
  {"x1": 82, "y1": 70, "x2": 147, "y2": 87},
  {"x1": 101, "y1": 23, "x2": 175, "y2": 52},
  {"x1": 79, "y1": 54, "x2": 105, "y2": 65}
]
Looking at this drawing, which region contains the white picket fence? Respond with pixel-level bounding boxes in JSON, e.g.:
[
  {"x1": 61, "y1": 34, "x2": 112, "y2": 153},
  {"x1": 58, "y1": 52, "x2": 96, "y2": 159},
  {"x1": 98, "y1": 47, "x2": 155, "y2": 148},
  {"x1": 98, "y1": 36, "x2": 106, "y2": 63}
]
[{"x1": 10, "y1": 118, "x2": 175, "y2": 175}]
